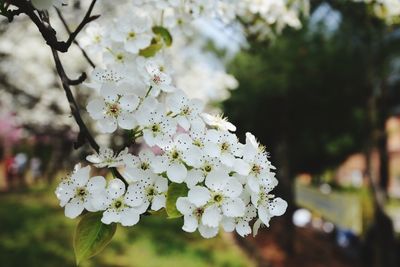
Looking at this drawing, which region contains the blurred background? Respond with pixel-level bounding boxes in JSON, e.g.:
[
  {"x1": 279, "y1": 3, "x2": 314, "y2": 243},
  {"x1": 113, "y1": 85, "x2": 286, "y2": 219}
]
[{"x1": 1, "y1": 1, "x2": 400, "y2": 267}]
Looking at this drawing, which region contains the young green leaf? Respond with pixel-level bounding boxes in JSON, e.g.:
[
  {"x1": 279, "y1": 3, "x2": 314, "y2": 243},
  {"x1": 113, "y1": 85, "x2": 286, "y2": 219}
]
[
  {"x1": 73, "y1": 212, "x2": 117, "y2": 266},
  {"x1": 166, "y1": 182, "x2": 188, "y2": 218},
  {"x1": 139, "y1": 43, "x2": 163, "y2": 58},
  {"x1": 152, "y1": 26, "x2": 173, "y2": 47}
]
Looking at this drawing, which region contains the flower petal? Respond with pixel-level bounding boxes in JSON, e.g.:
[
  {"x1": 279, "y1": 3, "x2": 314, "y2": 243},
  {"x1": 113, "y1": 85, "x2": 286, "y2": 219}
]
[
  {"x1": 65, "y1": 198, "x2": 84, "y2": 219},
  {"x1": 188, "y1": 186, "x2": 210, "y2": 207}
]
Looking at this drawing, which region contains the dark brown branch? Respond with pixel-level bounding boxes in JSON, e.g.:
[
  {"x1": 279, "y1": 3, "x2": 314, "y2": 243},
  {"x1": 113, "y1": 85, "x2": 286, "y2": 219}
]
[
  {"x1": 51, "y1": 48, "x2": 99, "y2": 152},
  {"x1": 68, "y1": 72, "x2": 87, "y2": 85},
  {"x1": 55, "y1": 7, "x2": 96, "y2": 68}
]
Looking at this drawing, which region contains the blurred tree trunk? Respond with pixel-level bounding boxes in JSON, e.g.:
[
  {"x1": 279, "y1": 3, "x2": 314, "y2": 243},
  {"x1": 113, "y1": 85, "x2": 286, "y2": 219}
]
[{"x1": 274, "y1": 137, "x2": 295, "y2": 255}]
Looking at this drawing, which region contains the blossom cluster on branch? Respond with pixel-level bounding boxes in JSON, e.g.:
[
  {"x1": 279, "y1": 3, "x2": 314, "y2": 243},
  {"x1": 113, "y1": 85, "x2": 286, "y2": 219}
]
[{"x1": 53, "y1": 0, "x2": 288, "y2": 238}]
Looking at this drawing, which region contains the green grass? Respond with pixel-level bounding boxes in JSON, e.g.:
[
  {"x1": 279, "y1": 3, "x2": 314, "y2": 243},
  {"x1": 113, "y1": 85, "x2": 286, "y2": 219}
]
[{"x1": 0, "y1": 186, "x2": 255, "y2": 267}]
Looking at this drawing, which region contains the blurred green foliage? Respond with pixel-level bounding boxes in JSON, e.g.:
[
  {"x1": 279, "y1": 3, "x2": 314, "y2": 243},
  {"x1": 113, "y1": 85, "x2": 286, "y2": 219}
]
[{"x1": 224, "y1": 1, "x2": 397, "y2": 176}]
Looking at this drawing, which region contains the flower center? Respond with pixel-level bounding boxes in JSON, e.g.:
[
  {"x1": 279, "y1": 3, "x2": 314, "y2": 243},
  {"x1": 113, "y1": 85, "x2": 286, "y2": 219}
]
[
  {"x1": 140, "y1": 162, "x2": 150, "y2": 170},
  {"x1": 152, "y1": 74, "x2": 162, "y2": 85},
  {"x1": 116, "y1": 53, "x2": 124, "y2": 62},
  {"x1": 170, "y1": 150, "x2": 180, "y2": 160},
  {"x1": 212, "y1": 193, "x2": 224, "y2": 204},
  {"x1": 221, "y1": 142, "x2": 230, "y2": 152},
  {"x1": 251, "y1": 164, "x2": 261, "y2": 175},
  {"x1": 193, "y1": 139, "x2": 203, "y2": 147},
  {"x1": 127, "y1": 31, "x2": 136, "y2": 39},
  {"x1": 112, "y1": 199, "x2": 124, "y2": 210},
  {"x1": 181, "y1": 106, "x2": 191, "y2": 115},
  {"x1": 194, "y1": 207, "x2": 204, "y2": 218},
  {"x1": 151, "y1": 123, "x2": 160, "y2": 133},
  {"x1": 76, "y1": 187, "x2": 87, "y2": 198},
  {"x1": 94, "y1": 35, "x2": 101, "y2": 43},
  {"x1": 204, "y1": 164, "x2": 212, "y2": 173},
  {"x1": 106, "y1": 103, "x2": 121, "y2": 117}
]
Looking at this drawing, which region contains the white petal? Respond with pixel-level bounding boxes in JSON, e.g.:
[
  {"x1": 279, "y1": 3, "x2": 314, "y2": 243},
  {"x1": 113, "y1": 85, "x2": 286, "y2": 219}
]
[
  {"x1": 98, "y1": 117, "x2": 118, "y2": 133},
  {"x1": 220, "y1": 153, "x2": 235, "y2": 167},
  {"x1": 107, "y1": 179, "x2": 126, "y2": 199},
  {"x1": 236, "y1": 221, "x2": 252, "y2": 237},
  {"x1": 176, "y1": 197, "x2": 195, "y2": 215},
  {"x1": 248, "y1": 176, "x2": 260, "y2": 193},
  {"x1": 120, "y1": 95, "x2": 139, "y2": 111},
  {"x1": 155, "y1": 177, "x2": 168, "y2": 193},
  {"x1": 222, "y1": 198, "x2": 245, "y2": 217},
  {"x1": 269, "y1": 198, "x2": 288, "y2": 216},
  {"x1": 55, "y1": 182, "x2": 74, "y2": 207},
  {"x1": 258, "y1": 206, "x2": 271, "y2": 226},
  {"x1": 87, "y1": 99, "x2": 105, "y2": 120},
  {"x1": 118, "y1": 112, "x2": 136, "y2": 130},
  {"x1": 205, "y1": 170, "x2": 229, "y2": 192},
  {"x1": 167, "y1": 162, "x2": 187, "y2": 183},
  {"x1": 87, "y1": 176, "x2": 106, "y2": 193},
  {"x1": 65, "y1": 198, "x2": 84, "y2": 219},
  {"x1": 182, "y1": 214, "x2": 198, "y2": 233},
  {"x1": 221, "y1": 217, "x2": 235, "y2": 232},
  {"x1": 123, "y1": 167, "x2": 143, "y2": 183},
  {"x1": 125, "y1": 183, "x2": 145, "y2": 207},
  {"x1": 151, "y1": 195, "x2": 166, "y2": 211},
  {"x1": 120, "y1": 208, "x2": 140, "y2": 226},
  {"x1": 201, "y1": 205, "x2": 222, "y2": 227},
  {"x1": 188, "y1": 186, "x2": 210, "y2": 207},
  {"x1": 72, "y1": 165, "x2": 90, "y2": 187},
  {"x1": 185, "y1": 169, "x2": 204, "y2": 188},
  {"x1": 232, "y1": 158, "x2": 250, "y2": 176},
  {"x1": 102, "y1": 209, "x2": 120, "y2": 224},
  {"x1": 222, "y1": 178, "x2": 243, "y2": 198},
  {"x1": 198, "y1": 224, "x2": 219, "y2": 238}
]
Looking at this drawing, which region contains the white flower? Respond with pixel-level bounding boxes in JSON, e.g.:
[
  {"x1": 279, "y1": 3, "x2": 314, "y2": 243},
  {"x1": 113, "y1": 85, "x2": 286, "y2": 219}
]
[
  {"x1": 87, "y1": 94, "x2": 139, "y2": 133},
  {"x1": 251, "y1": 188, "x2": 288, "y2": 227},
  {"x1": 243, "y1": 132, "x2": 277, "y2": 193},
  {"x1": 185, "y1": 156, "x2": 222, "y2": 188},
  {"x1": 204, "y1": 129, "x2": 243, "y2": 167},
  {"x1": 101, "y1": 179, "x2": 143, "y2": 226},
  {"x1": 125, "y1": 172, "x2": 168, "y2": 211},
  {"x1": 122, "y1": 149, "x2": 157, "y2": 183},
  {"x1": 55, "y1": 164, "x2": 106, "y2": 219},
  {"x1": 176, "y1": 197, "x2": 219, "y2": 238},
  {"x1": 187, "y1": 170, "x2": 245, "y2": 228},
  {"x1": 111, "y1": 14, "x2": 153, "y2": 54},
  {"x1": 136, "y1": 104, "x2": 177, "y2": 147},
  {"x1": 151, "y1": 133, "x2": 201, "y2": 183},
  {"x1": 201, "y1": 113, "x2": 236, "y2": 132},
  {"x1": 166, "y1": 89, "x2": 204, "y2": 131},
  {"x1": 221, "y1": 205, "x2": 257, "y2": 237},
  {"x1": 86, "y1": 147, "x2": 128, "y2": 168},
  {"x1": 141, "y1": 60, "x2": 176, "y2": 95},
  {"x1": 80, "y1": 22, "x2": 108, "y2": 54}
]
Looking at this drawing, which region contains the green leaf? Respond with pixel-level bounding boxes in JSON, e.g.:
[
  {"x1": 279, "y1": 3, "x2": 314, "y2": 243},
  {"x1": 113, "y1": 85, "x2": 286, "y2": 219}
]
[
  {"x1": 139, "y1": 43, "x2": 163, "y2": 58},
  {"x1": 73, "y1": 212, "x2": 117, "y2": 266},
  {"x1": 153, "y1": 26, "x2": 173, "y2": 47},
  {"x1": 166, "y1": 183, "x2": 188, "y2": 218}
]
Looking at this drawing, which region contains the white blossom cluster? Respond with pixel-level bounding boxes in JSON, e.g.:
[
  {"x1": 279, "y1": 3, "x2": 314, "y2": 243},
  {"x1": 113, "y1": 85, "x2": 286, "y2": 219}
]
[{"x1": 54, "y1": 0, "x2": 288, "y2": 238}]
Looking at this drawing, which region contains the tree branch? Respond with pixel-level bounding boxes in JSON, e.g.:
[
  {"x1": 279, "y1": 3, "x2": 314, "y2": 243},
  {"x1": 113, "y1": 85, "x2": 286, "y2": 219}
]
[{"x1": 55, "y1": 7, "x2": 96, "y2": 68}]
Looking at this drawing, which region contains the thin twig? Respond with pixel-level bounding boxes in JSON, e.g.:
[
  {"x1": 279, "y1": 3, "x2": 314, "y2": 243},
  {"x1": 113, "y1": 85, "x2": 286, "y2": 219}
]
[{"x1": 55, "y1": 7, "x2": 96, "y2": 68}]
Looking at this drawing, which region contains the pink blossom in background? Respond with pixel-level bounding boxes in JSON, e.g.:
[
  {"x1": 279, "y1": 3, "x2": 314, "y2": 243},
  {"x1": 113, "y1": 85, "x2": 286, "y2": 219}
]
[{"x1": 0, "y1": 112, "x2": 22, "y2": 144}]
